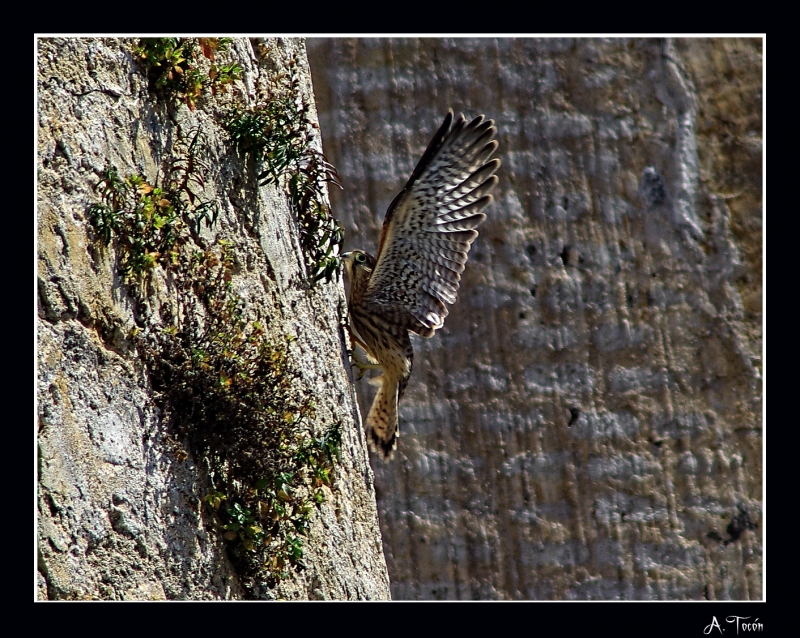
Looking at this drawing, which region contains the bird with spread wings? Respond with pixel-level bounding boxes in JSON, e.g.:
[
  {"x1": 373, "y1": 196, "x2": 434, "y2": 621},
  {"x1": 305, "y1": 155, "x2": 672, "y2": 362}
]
[{"x1": 342, "y1": 109, "x2": 500, "y2": 458}]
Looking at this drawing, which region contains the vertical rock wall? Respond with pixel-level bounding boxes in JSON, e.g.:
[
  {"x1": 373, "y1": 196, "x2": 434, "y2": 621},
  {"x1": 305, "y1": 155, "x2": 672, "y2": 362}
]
[
  {"x1": 307, "y1": 37, "x2": 762, "y2": 600},
  {"x1": 37, "y1": 37, "x2": 390, "y2": 600}
]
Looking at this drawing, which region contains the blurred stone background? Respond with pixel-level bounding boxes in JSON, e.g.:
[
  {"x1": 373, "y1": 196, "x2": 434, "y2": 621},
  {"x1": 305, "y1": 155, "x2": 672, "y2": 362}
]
[{"x1": 307, "y1": 37, "x2": 762, "y2": 600}]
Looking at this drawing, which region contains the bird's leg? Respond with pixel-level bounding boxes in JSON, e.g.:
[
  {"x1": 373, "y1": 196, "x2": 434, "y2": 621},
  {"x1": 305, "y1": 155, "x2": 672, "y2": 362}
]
[{"x1": 349, "y1": 347, "x2": 382, "y2": 380}]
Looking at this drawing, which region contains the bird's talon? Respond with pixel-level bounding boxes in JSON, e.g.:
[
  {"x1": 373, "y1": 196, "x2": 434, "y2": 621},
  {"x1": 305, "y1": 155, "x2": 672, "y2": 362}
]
[{"x1": 350, "y1": 352, "x2": 381, "y2": 380}]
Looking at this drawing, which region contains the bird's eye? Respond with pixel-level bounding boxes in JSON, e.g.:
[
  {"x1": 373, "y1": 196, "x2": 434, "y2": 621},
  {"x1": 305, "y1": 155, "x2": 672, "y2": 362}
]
[{"x1": 355, "y1": 253, "x2": 366, "y2": 263}]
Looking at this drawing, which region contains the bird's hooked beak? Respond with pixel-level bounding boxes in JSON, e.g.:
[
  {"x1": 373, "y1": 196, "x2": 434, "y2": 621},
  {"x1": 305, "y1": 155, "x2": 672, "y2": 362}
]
[{"x1": 341, "y1": 251, "x2": 355, "y2": 281}]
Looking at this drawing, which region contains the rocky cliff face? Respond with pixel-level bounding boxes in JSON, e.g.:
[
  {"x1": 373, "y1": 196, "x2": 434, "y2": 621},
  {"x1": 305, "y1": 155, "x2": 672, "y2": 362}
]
[
  {"x1": 37, "y1": 37, "x2": 390, "y2": 600},
  {"x1": 308, "y1": 37, "x2": 762, "y2": 600}
]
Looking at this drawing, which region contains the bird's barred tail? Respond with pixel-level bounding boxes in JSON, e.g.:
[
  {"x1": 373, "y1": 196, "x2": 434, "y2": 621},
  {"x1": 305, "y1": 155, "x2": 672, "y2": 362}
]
[{"x1": 365, "y1": 373, "x2": 399, "y2": 459}]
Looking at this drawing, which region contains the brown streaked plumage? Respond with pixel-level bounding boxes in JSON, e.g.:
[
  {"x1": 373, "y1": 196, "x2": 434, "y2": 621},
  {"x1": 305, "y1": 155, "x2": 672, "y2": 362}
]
[{"x1": 343, "y1": 109, "x2": 500, "y2": 459}]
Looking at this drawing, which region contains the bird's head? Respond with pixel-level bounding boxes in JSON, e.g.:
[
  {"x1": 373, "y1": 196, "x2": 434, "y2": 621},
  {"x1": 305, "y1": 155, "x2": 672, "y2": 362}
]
[
  {"x1": 342, "y1": 250, "x2": 376, "y2": 277},
  {"x1": 341, "y1": 250, "x2": 377, "y2": 301}
]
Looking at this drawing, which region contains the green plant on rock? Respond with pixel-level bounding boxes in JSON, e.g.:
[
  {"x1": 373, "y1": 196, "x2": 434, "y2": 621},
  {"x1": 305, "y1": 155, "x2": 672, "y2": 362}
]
[
  {"x1": 223, "y1": 60, "x2": 344, "y2": 284},
  {"x1": 88, "y1": 130, "x2": 219, "y2": 280},
  {"x1": 89, "y1": 167, "x2": 185, "y2": 279},
  {"x1": 207, "y1": 421, "x2": 341, "y2": 578},
  {"x1": 288, "y1": 152, "x2": 344, "y2": 284},
  {"x1": 145, "y1": 239, "x2": 342, "y2": 588},
  {"x1": 88, "y1": 47, "x2": 346, "y2": 594},
  {"x1": 165, "y1": 128, "x2": 220, "y2": 233},
  {"x1": 133, "y1": 37, "x2": 242, "y2": 110},
  {"x1": 223, "y1": 94, "x2": 306, "y2": 184},
  {"x1": 89, "y1": 165, "x2": 342, "y2": 590}
]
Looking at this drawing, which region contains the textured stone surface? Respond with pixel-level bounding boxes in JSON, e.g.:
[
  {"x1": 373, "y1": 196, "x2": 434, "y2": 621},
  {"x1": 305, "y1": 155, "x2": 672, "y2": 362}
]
[
  {"x1": 307, "y1": 37, "x2": 762, "y2": 600},
  {"x1": 37, "y1": 37, "x2": 390, "y2": 600}
]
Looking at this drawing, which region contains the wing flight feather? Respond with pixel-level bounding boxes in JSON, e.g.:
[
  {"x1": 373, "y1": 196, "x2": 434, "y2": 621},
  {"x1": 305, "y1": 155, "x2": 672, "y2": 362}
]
[{"x1": 363, "y1": 110, "x2": 500, "y2": 335}]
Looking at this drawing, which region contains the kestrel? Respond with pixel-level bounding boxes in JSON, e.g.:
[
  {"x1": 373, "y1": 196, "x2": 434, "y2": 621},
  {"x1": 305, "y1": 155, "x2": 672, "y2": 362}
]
[{"x1": 342, "y1": 109, "x2": 500, "y2": 459}]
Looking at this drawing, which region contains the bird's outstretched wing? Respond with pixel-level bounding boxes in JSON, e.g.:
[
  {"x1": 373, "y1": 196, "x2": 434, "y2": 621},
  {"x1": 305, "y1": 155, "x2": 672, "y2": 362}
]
[{"x1": 363, "y1": 110, "x2": 500, "y2": 337}]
